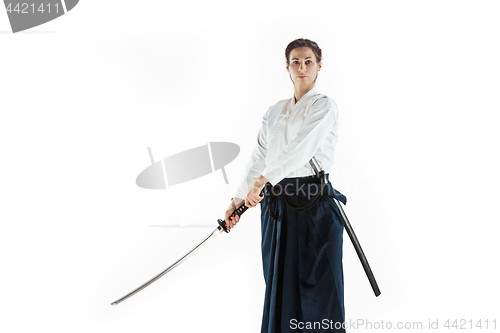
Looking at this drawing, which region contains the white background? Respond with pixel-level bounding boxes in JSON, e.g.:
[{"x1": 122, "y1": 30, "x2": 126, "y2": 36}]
[{"x1": 1, "y1": 1, "x2": 499, "y2": 332}]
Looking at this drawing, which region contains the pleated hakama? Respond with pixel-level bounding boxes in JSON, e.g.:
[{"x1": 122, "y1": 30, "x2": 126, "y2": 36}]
[{"x1": 260, "y1": 174, "x2": 347, "y2": 333}]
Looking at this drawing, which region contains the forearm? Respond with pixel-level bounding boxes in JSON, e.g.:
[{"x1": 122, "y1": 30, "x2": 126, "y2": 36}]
[{"x1": 254, "y1": 174, "x2": 269, "y2": 188}]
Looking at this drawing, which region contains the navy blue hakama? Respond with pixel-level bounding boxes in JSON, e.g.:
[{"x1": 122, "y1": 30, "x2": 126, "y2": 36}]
[{"x1": 260, "y1": 174, "x2": 347, "y2": 333}]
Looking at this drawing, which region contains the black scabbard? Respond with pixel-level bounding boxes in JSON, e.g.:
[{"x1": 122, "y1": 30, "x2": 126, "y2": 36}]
[
  {"x1": 331, "y1": 197, "x2": 381, "y2": 297},
  {"x1": 309, "y1": 157, "x2": 380, "y2": 297}
]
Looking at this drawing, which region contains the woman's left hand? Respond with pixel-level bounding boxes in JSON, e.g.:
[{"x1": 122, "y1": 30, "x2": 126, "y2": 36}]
[{"x1": 245, "y1": 175, "x2": 268, "y2": 208}]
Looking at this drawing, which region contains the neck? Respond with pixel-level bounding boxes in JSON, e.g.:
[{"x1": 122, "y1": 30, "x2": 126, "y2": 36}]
[{"x1": 294, "y1": 84, "x2": 315, "y2": 103}]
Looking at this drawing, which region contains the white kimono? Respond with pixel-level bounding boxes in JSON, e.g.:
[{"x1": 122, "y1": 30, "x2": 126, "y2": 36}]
[{"x1": 234, "y1": 86, "x2": 339, "y2": 200}]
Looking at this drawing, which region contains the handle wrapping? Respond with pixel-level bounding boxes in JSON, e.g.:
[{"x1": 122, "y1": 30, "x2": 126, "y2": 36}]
[{"x1": 218, "y1": 188, "x2": 265, "y2": 233}]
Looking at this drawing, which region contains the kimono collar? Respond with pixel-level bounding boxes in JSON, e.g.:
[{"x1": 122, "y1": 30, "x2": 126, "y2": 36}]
[{"x1": 291, "y1": 86, "x2": 318, "y2": 107}]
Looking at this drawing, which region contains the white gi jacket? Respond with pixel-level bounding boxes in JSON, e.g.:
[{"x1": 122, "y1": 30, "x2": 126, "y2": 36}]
[{"x1": 234, "y1": 86, "x2": 339, "y2": 200}]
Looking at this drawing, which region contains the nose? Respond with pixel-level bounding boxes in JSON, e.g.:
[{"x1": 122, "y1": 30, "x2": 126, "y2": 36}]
[{"x1": 298, "y1": 64, "x2": 306, "y2": 72}]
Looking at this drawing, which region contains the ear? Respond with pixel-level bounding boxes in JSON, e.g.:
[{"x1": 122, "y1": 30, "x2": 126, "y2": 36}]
[
  {"x1": 286, "y1": 62, "x2": 290, "y2": 72},
  {"x1": 318, "y1": 62, "x2": 322, "y2": 71}
]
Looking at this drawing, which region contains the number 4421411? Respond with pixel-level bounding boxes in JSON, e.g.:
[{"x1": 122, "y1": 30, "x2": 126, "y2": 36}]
[
  {"x1": 444, "y1": 319, "x2": 497, "y2": 330},
  {"x1": 5, "y1": 3, "x2": 60, "y2": 14}
]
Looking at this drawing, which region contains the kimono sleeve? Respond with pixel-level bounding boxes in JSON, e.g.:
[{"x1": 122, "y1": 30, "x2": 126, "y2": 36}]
[
  {"x1": 233, "y1": 108, "x2": 269, "y2": 200},
  {"x1": 261, "y1": 96, "x2": 337, "y2": 185}
]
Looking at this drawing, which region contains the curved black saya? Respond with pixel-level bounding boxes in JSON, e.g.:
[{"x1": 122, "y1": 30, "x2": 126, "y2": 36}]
[
  {"x1": 330, "y1": 196, "x2": 381, "y2": 297},
  {"x1": 309, "y1": 156, "x2": 381, "y2": 297}
]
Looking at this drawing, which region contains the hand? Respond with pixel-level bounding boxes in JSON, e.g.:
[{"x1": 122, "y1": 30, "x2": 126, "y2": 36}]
[
  {"x1": 224, "y1": 197, "x2": 244, "y2": 230},
  {"x1": 245, "y1": 175, "x2": 268, "y2": 208}
]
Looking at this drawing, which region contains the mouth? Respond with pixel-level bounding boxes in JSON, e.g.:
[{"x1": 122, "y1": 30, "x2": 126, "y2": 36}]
[{"x1": 298, "y1": 76, "x2": 307, "y2": 79}]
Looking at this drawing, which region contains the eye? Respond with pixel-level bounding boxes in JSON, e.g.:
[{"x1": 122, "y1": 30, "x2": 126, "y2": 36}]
[
  {"x1": 293, "y1": 61, "x2": 299, "y2": 64},
  {"x1": 306, "y1": 60, "x2": 312, "y2": 64}
]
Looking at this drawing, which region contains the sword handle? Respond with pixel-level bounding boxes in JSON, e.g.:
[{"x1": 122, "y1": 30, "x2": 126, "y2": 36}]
[{"x1": 218, "y1": 189, "x2": 265, "y2": 233}]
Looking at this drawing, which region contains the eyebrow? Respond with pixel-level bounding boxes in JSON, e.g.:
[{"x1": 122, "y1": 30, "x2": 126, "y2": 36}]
[{"x1": 291, "y1": 57, "x2": 312, "y2": 60}]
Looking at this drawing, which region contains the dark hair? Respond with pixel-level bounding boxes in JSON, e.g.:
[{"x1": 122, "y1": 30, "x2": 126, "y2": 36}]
[{"x1": 285, "y1": 38, "x2": 322, "y2": 64}]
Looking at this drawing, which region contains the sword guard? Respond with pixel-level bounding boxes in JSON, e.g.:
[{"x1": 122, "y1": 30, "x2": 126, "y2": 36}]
[{"x1": 217, "y1": 219, "x2": 229, "y2": 233}]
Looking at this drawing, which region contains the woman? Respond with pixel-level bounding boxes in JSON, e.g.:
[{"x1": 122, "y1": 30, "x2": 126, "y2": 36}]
[{"x1": 224, "y1": 38, "x2": 347, "y2": 332}]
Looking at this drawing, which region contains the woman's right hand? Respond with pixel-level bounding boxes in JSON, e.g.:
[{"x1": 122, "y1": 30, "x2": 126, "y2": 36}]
[{"x1": 224, "y1": 197, "x2": 244, "y2": 230}]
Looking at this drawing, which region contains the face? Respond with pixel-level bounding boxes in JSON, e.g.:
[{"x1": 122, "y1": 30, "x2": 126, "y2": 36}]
[{"x1": 286, "y1": 47, "x2": 321, "y2": 89}]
